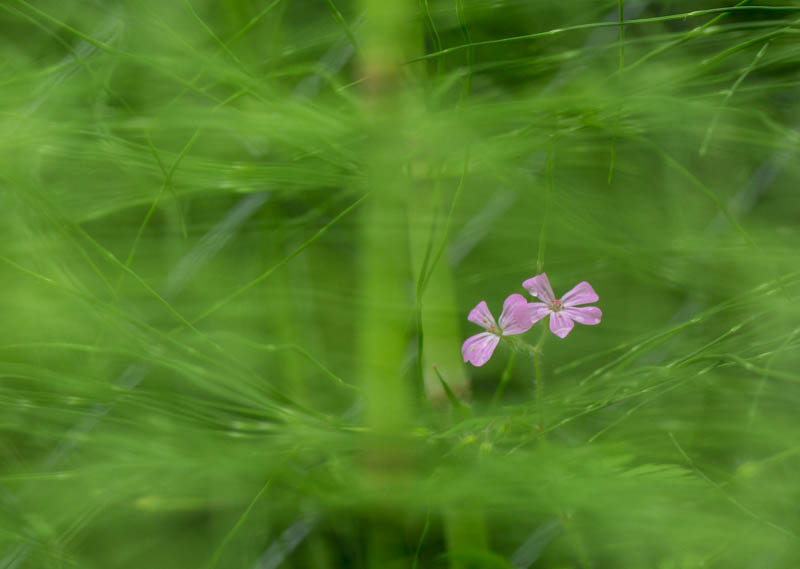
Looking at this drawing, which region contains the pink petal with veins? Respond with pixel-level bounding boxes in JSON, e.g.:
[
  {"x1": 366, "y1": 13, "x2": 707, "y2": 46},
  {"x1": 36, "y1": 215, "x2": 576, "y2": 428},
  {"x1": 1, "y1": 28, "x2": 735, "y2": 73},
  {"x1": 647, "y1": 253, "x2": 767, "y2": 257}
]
[
  {"x1": 461, "y1": 332, "x2": 500, "y2": 366},
  {"x1": 498, "y1": 293, "x2": 533, "y2": 335},
  {"x1": 561, "y1": 281, "x2": 599, "y2": 307},
  {"x1": 467, "y1": 300, "x2": 497, "y2": 330},
  {"x1": 549, "y1": 312, "x2": 575, "y2": 338},
  {"x1": 563, "y1": 306, "x2": 602, "y2": 325},
  {"x1": 528, "y1": 302, "x2": 552, "y2": 325},
  {"x1": 522, "y1": 273, "x2": 556, "y2": 304}
]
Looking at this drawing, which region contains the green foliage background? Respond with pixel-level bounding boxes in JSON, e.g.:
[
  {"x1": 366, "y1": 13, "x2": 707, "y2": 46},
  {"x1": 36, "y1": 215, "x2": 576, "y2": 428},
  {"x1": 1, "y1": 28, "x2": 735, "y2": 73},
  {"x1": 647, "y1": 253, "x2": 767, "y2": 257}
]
[{"x1": 1, "y1": 1, "x2": 799, "y2": 567}]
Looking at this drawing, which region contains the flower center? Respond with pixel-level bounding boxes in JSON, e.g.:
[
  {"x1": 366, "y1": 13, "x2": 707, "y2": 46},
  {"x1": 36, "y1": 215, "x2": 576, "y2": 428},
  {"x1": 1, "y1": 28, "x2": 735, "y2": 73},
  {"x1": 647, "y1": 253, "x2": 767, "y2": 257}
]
[
  {"x1": 487, "y1": 324, "x2": 500, "y2": 335},
  {"x1": 550, "y1": 299, "x2": 563, "y2": 312}
]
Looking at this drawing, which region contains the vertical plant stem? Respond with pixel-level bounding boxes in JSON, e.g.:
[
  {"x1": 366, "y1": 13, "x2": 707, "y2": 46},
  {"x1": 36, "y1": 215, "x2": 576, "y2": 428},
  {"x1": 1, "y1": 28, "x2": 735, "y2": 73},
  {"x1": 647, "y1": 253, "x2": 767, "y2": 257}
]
[
  {"x1": 444, "y1": 508, "x2": 489, "y2": 569},
  {"x1": 357, "y1": 2, "x2": 415, "y2": 566},
  {"x1": 699, "y1": 41, "x2": 769, "y2": 156},
  {"x1": 412, "y1": 509, "x2": 431, "y2": 569},
  {"x1": 411, "y1": 201, "x2": 470, "y2": 405},
  {"x1": 535, "y1": 351, "x2": 544, "y2": 431},
  {"x1": 413, "y1": 184, "x2": 440, "y2": 403},
  {"x1": 455, "y1": 0, "x2": 472, "y2": 101},
  {"x1": 409, "y1": 10, "x2": 488, "y2": 568},
  {"x1": 534, "y1": 326, "x2": 548, "y2": 433},
  {"x1": 323, "y1": 0, "x2": 359, "y2": 51},
  {"x1": 412, "y1": 152, "x2": 471, "y2": 404},
  {"x1": 419, "y1": 0, "x2": 443, "y2": 77},
  {"x1": 358, "y1": 0, "x2": 414, "y2": 433},
  {"x1": 491, "y1": 350, "x2": 516, "y2": 406},
  {"x1": 562, "y1": 513, "x2": 593, "y2": 569}
]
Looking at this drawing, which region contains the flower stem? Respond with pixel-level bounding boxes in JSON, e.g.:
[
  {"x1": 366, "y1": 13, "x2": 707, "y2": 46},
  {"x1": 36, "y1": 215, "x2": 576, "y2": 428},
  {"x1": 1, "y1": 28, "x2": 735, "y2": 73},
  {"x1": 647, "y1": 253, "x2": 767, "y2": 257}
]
[
  {"x1": 533, "y1": 326, "x2": 548, "y2": 433},
  {"x1": 491, "y1": 350, "x2": 516, "y2": 407}
]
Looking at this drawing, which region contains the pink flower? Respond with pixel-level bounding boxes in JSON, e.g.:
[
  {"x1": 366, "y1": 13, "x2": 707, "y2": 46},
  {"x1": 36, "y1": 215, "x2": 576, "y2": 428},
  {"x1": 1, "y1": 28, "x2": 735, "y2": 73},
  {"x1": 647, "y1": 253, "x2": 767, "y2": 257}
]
[
  {"x1": 522, "y1": 273, "x2": 602, "y2": 339},
  {"x1": 462, "y1": 294, "x2": 534, "y2": 367}
]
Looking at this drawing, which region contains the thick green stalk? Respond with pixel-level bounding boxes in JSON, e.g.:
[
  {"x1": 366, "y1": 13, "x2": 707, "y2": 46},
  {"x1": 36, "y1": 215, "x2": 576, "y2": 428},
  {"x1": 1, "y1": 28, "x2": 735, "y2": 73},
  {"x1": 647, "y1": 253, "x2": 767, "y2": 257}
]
[
  {"x1": 357, "y1": 2, "x2": 416, "y2": 566},
  {"x1": 444, "y1": 508, "x2": 489, "y2": 569},
  {"x1": 409, "y1": 174, "x2": 470, "y2": 405},
  {"x1": 357, "y1": 0, "x2": 414, "y2": 436},
  {"x1": 359, "y1": 167, "x2": 412, "y2": 434},
  {"x1": 410, "y1": 6, "x2": 490, "y2": 568}
]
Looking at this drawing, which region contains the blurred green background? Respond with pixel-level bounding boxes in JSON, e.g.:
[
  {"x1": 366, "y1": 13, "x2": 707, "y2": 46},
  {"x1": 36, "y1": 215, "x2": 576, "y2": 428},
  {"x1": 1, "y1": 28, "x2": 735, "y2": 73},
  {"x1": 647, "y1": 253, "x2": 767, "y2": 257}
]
[{"x1": 1, "y1": 1, "x2": 800, "y2": 567}]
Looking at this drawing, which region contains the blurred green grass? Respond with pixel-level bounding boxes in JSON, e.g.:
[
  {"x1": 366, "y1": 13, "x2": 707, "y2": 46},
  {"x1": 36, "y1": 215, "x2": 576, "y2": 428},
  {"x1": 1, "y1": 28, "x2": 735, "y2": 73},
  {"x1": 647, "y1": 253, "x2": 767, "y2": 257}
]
[{"x1": 1, "y1": 1, "x2": 800, "y2": 568}]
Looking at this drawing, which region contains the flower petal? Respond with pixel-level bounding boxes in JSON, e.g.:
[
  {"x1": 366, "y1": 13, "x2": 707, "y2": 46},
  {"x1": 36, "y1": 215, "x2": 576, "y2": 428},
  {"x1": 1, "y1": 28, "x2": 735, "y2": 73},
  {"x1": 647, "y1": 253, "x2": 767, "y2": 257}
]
[
  {"x1": 528, "y1": 302, "x2": 551, "y2": 325},
  {"x1": 563, "y1": 306, "x2": 602, "y2": 326},
  {"x1": 522, "y1": 273, "x2": 556, "y2": 304},
  {"x1": 561, "y1": 281, "x2": 598, "y2": 307},
  {"x1": 467, "y1": 300, "x2": 497, "y2": 330},
  {"x1": 498, "y1": 294, "x2": 533, "y2": 335},
  {"x1": 549, "y1": 312, "x2": 575, "y2": 338},
  {"x1": 461, "y1": 332, "x2": 500, "y2": 366}
]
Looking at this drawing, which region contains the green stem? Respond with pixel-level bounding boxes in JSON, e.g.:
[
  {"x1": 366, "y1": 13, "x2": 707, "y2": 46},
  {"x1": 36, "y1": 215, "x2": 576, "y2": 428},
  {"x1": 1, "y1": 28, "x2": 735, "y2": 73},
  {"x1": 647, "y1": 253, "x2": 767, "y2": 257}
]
[
  {"x1": 699, "y1": 40, "x2": 769, "y2": 156},
  {"x1": 561, "y1": 512, "x2": 593, "y2": 569},
  {"x1": 419, "y1": 0, "x2": 443, "y2": 77},
  {"x1": 491, "y1": 350, "x2": 516, "y2": 406},
  {"x1": 454, "y1": 0, "x2": 472, "y2": 101},
  {"x1": 533, "y1": 326, "x2": 548, "y2": 433},
  {"x1": 406, "y1": 5, "x2": 795, "y2": 64},
  {"x1": 323, "y1": 0, "x2": 360, "y2": 51},
  {"x1": 411, "y1": 509, "x2": 431, "y2": 569}
]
